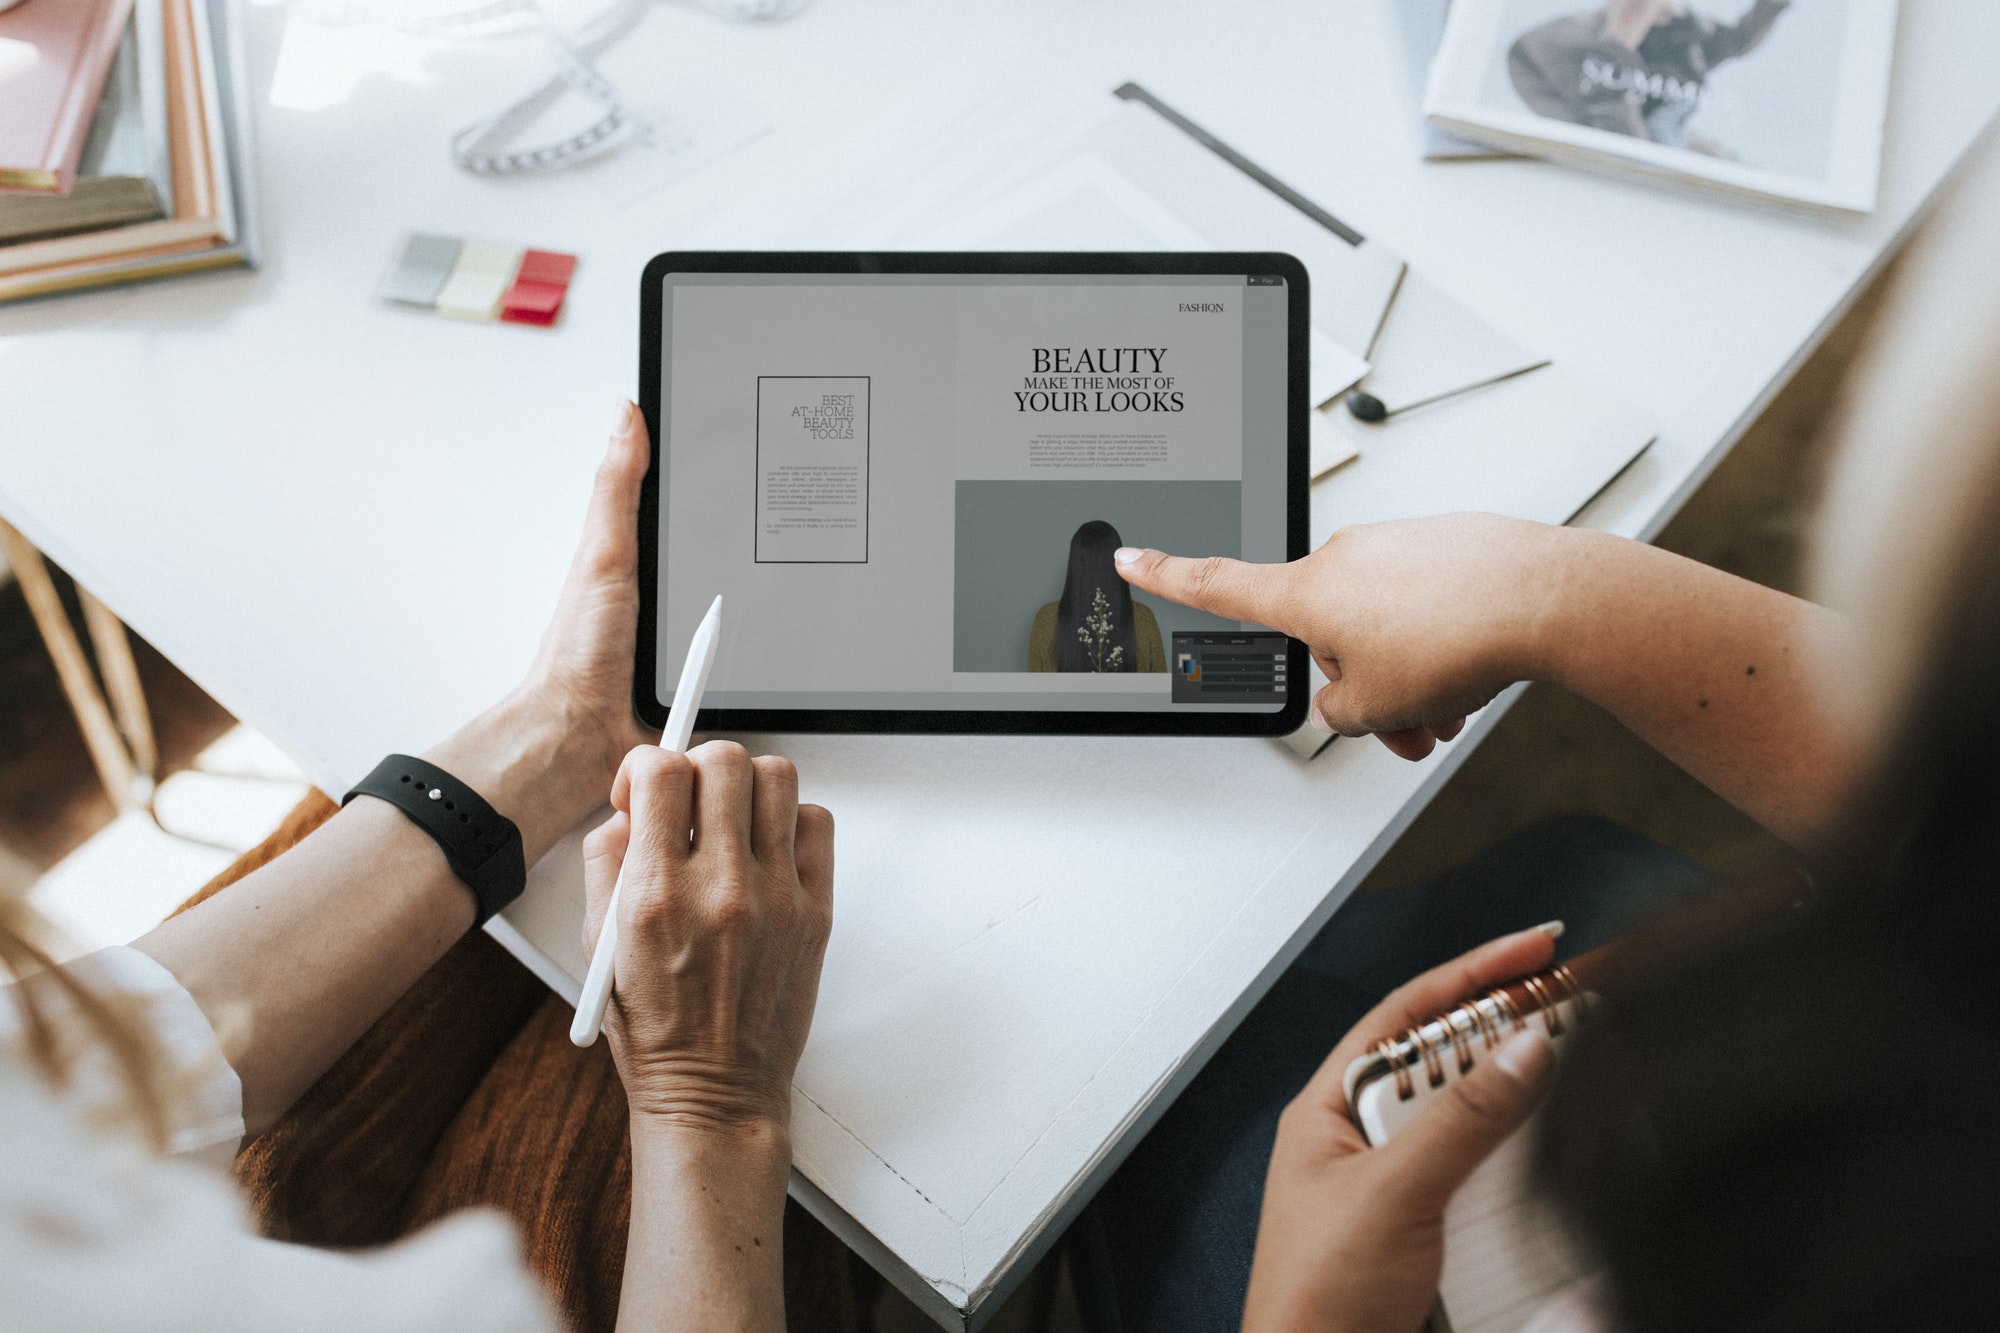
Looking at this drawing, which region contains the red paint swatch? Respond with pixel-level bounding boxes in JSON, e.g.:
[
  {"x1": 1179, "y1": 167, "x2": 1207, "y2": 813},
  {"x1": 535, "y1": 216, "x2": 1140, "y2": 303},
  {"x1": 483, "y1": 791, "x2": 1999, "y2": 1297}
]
[{"x1": 500, "y1": 249, "x2": 579, "y2": 326}]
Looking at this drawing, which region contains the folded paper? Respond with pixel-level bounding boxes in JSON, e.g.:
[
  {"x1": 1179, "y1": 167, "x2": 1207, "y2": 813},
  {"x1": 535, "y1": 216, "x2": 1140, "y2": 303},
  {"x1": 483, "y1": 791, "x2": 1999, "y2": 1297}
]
[{"x1": 1351, "y1": 269, "x2": 1549, "y2": 415}]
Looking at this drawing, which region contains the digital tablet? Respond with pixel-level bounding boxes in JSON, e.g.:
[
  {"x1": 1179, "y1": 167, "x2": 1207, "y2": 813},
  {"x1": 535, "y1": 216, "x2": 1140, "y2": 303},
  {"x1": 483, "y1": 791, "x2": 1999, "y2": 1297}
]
[{"x1": 635, "y1": 251, "x2": 1309, "y2": 735}]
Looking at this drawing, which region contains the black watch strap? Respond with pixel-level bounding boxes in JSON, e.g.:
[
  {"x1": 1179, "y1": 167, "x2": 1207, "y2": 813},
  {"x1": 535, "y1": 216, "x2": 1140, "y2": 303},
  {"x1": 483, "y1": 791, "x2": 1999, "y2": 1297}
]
[{"x1": 343, "y1": 755, "x2": 527, "y2": 927}]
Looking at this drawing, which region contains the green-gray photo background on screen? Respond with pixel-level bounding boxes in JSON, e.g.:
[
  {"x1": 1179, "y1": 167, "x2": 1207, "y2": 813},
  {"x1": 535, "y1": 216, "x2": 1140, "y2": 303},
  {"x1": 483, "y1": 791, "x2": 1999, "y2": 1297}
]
[{"x1": 953, "y1": 480, "x2": 1243, "y2": 672}]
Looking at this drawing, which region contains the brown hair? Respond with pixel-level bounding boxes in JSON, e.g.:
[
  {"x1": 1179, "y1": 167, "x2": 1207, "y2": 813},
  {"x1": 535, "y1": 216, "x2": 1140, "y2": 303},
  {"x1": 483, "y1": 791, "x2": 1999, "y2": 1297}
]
[
  {"x1": 1531, "y1": 136, "x2": 2000, "y2": 1332},
  {"x1": 1532, "y1": 475, "x2": 2000, "y2": 1327}
]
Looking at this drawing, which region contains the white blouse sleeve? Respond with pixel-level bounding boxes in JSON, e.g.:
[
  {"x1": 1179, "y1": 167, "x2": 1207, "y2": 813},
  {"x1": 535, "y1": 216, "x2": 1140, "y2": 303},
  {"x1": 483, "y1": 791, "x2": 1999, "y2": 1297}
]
[
  {"x1": 0, "y1": 948, "x2": 561, "y2": 1333},
  {"x1": 55, "y1": 946, "x2": 248, "y2": 1166}
]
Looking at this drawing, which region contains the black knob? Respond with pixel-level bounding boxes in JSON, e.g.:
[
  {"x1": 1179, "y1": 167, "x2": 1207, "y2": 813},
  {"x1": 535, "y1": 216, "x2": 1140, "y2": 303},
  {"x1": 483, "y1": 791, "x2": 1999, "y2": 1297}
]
[{"x1": 1345, "y1": 390, "x2": 1388, "y2": 423}]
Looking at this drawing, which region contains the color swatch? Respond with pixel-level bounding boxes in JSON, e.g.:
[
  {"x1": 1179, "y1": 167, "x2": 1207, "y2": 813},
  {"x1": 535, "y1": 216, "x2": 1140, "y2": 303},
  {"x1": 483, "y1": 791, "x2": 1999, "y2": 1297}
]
[{"x1": 381, "y1": 233, "x2": 578, "y2": 326}]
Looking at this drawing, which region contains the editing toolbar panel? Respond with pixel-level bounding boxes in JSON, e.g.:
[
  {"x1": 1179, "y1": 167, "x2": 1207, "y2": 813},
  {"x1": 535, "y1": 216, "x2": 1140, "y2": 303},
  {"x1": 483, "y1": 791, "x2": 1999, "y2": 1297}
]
[{"x1": 1171, "y1": 632, "x2": 1290, "y2": 704}]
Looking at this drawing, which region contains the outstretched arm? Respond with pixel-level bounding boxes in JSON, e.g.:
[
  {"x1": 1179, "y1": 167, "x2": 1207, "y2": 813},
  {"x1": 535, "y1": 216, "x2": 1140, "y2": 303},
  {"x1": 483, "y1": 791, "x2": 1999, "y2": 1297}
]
[
  {"x1": 1114, "y1": 514, "x2": 1859, "y2": 847},
  {"x1": 135, "y1": 403, "x2": 658, "y2": 1136}
]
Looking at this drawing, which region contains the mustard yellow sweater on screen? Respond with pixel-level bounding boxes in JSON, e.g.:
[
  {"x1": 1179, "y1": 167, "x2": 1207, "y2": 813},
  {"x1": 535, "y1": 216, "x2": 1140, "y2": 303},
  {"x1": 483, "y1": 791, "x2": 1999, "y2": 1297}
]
[{"x1": 1027, "y1": 600, "x2": 1168, "y2": 672}]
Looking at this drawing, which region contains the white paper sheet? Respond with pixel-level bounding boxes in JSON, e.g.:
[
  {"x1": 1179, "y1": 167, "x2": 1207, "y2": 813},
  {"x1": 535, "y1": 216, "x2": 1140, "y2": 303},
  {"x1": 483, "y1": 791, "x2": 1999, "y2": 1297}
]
[
  {"x1": 1314, "y1": 360, "x2": 1653, "y2": 541},
  {"x1": 561, "y1": 77, "x2": 771, "y2": 211},
  {"x1": 955, "y1": 153, "x2": 1212, "y2": 251},
  {"x1": 1356, "y1": 269, "x2": 1547, "y2": 412},
  {"x1": 1069, "y1": 104, "x2": 1407, "y2": 357},
  {"x1": 1309, "y1": 401, "x2": 1361, "y2": 479},
  {"x1": 770, "y1": 73, "x2": 1387, "y2": 405}
]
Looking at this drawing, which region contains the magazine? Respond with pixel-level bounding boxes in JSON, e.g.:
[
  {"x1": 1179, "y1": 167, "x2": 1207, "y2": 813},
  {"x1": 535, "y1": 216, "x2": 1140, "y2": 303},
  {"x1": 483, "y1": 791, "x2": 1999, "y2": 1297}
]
[
  {"x1": 1392, "y1": 0, "x2": 1517, "y2": 161},
  {"x1": 1423, "y1": 0, "x2": 1900, "y2": 213}
]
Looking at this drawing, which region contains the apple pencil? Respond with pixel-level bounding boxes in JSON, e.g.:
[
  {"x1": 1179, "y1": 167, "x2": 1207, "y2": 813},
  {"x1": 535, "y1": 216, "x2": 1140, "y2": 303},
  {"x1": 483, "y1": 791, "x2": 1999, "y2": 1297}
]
[{"x1": 569, "y1": 593, "x2": 724, "y2": 1047}]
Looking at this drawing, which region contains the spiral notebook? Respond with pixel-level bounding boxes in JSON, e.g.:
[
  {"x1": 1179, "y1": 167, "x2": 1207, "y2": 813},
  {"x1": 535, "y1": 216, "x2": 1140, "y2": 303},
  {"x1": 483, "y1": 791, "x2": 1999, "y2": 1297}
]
[
  {"x1": 1344, "y1": 964, "x2": 1596, "y2": 1333},
  {"x1": 1345, "y1": 870, "x2": 1812, "y2": 1333}
]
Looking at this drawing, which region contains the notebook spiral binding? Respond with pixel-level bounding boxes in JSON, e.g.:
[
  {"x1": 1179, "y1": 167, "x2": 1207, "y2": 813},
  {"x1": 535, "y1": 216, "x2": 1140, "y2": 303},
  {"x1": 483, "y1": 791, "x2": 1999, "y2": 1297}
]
[{"x1": 1369, "y1": 964, "x2": 1588, "y2": 1102}]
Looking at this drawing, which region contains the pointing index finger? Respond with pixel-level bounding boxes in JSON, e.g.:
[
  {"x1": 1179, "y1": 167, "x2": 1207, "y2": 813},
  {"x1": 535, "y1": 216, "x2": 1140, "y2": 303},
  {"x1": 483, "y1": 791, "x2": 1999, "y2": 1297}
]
[{"x1": 1114, "y1": 546, "x2": 1292, "y2": 628}]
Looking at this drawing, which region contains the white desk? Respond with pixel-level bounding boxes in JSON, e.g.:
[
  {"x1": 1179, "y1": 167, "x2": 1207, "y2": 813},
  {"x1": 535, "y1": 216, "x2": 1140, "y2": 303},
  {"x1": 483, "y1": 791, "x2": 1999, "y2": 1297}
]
[{"x1": 3, "y1": 2, "x2": 1997, "y2": 1325}]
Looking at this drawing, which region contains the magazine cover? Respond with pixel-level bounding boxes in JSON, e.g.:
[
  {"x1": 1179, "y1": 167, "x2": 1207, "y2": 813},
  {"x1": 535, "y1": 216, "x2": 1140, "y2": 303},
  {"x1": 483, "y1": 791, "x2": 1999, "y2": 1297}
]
[{"x1": 1424, "y1": 0, "x2": 1900, "y2": 212}]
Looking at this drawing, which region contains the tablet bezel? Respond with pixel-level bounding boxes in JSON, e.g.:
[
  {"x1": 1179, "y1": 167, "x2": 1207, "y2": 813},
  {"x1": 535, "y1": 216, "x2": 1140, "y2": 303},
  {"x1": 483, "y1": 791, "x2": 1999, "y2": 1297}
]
[{"x1": 635, "y1": 250, "x2": 1310, "y2": 736}]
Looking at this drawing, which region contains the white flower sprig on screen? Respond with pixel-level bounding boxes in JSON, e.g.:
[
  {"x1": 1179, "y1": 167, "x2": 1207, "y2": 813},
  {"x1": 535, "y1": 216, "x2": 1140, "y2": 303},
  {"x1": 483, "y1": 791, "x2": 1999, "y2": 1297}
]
[{"x1": 1076, "y1": 587, "x2": 1126, "y2": 672}]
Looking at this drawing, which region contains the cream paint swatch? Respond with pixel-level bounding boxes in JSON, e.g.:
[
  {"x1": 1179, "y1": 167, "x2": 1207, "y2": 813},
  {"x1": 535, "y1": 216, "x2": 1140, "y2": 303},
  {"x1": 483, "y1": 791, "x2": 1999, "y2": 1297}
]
[{"x1": 433, "y1": 241, "x2": 522, "y2": 321}]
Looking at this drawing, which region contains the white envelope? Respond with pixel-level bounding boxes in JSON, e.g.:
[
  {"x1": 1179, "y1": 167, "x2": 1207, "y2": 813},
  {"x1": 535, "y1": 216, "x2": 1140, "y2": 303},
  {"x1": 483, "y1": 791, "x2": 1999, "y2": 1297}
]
[
  {"x1": 1310, "y1": 329, "x2": 1372, "y2": 410},
  {"x1": 1314, "y1": 358, "x2": 1655, "y2": 539},
  {"x1": 1309, "y1": 402, "x2": 1361, "y2": 480},
  {"x1": 1349, "y1": 269, "x2": 1549, "y2": 415}
]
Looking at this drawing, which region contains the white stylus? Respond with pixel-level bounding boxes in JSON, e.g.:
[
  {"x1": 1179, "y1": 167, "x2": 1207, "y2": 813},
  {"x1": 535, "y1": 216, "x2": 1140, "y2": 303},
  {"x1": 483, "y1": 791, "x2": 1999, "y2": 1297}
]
[{"x1": 569, "y1": 594, "x2": 724, "y2": 1047}]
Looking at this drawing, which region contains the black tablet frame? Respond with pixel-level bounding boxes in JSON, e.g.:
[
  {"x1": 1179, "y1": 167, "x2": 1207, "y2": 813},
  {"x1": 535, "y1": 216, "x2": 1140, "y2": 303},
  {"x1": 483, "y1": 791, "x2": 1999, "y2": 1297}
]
[{"x1": 635, "y1": 250, "x2": 1310, "y2": 736}]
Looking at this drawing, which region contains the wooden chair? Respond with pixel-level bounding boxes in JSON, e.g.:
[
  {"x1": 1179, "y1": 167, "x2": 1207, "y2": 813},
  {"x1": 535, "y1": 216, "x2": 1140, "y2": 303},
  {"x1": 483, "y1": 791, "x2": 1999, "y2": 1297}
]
[{"x1": 0, "y1": 519, "x2": 158, "y2": 814}]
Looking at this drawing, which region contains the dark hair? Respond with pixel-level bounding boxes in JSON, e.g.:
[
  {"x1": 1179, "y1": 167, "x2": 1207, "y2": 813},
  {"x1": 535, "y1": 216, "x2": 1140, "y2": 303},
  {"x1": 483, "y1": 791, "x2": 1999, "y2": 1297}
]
[
  {"x1": 1534, "y1": 448, "x2": 2000, "y2": 1328},
  {"x1": 1053, "y1": 520, "x2": 1140, "y2": 672}
]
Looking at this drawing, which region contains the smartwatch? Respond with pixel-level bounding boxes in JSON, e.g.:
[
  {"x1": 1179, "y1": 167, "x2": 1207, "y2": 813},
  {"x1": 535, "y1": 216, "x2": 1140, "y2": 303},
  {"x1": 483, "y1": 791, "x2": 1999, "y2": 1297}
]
[{"x1": 343, "y1": 755, "x2": 527, "y2": 926}]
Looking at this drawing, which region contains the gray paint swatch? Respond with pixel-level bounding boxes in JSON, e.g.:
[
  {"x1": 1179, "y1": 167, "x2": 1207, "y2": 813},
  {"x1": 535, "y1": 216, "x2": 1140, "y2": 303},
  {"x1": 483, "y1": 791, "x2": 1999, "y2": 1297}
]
[{"x1": 380, "y1": 233, "x2": 463, "y2": 307}]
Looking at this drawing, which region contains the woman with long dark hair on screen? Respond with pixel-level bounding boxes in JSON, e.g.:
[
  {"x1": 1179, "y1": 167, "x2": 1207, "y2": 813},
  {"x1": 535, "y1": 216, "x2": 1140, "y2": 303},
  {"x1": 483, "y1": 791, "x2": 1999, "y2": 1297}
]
[{"x1": 1029, "y1": 519, "x2": 1168, "y2": 673}]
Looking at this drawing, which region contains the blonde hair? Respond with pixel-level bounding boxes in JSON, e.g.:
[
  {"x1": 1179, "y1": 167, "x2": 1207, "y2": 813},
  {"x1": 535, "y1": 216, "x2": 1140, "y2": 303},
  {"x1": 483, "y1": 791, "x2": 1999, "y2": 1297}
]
[{"x1": 1811, "y1": 125, "x2": 2000, "y2": 756}]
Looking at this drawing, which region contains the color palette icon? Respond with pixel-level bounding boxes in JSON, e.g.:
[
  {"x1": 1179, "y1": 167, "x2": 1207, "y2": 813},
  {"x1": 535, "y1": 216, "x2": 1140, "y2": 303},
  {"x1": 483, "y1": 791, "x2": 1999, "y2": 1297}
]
[{"x1": 380, "y1": 233, "x2": 578, "y2": 326}]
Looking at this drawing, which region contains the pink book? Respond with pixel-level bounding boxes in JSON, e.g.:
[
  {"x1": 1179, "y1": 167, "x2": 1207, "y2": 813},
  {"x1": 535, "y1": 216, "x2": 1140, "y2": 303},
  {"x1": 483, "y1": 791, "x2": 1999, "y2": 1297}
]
[{"x1": 0, "y1": 0, "x2": 136, "y2": 195}]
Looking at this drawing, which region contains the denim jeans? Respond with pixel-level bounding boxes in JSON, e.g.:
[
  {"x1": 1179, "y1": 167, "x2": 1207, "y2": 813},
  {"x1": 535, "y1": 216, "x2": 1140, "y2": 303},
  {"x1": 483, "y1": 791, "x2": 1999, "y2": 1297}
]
[{"x1": 1067, "y1": 815, "x2": 1718, "y2": 1333}]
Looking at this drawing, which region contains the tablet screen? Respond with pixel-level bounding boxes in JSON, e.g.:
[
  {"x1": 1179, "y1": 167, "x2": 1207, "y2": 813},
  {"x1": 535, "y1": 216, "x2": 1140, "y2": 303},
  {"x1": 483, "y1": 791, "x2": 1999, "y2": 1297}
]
[{"x1": 641, "y1": 255, "x2": 1305, "y2": 734}]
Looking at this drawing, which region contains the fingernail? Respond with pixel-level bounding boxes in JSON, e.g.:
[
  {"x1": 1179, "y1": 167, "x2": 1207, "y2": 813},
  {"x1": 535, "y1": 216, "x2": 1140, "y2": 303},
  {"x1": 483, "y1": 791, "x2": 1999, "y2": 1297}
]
[
  {"x1": 1308, "y1": 702, "x2": 1333, "y2": 733},
  {"x1": 1494, "y1": 1026, "x2": 1553, "y2": 1082},
  {"x1": 1113, "y1": 546, "x2": 1144, "y2": 566},
  {"x1": 1533, "y1": 919, "x2": 1565, "y2": 940},
  {"x1": 612, "y1": 398, "x2": 633, "y2": 427}
]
